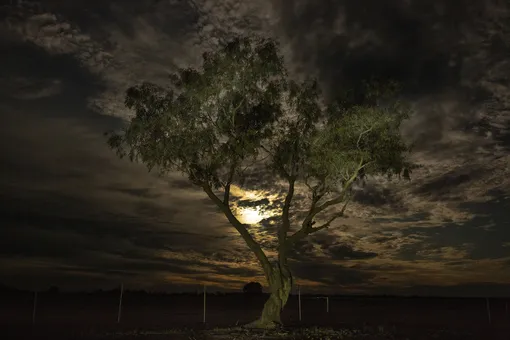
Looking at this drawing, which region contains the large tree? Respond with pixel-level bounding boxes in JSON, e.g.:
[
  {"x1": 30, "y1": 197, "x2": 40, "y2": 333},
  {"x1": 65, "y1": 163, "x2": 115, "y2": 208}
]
[{"x1": 107, "y1": 36, "x2": 414, "y2": 329}]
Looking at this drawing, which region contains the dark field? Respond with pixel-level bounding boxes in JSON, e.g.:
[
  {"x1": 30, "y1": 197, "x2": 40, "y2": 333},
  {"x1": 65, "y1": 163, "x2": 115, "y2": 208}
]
[{"x1": 1, "y1": 291, "x2": 509, "y2": 339}]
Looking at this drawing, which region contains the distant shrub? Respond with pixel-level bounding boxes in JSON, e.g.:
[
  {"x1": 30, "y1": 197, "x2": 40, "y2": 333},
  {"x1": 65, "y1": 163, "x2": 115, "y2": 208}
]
[
  {"x1": 243, "y1": 282, "x2": 263, "y2": 294},
  {"x1": 47, "y1": 286, "x2": 60, "y2": 294}
]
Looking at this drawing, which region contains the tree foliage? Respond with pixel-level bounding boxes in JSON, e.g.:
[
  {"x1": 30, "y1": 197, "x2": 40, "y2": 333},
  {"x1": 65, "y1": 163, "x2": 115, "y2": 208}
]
[
  {"x1": 108, "y1": 36, "x2": 413, "y2": 196},
  {"x1": 108, "y1": 37, "x2": 287, "y2": 190}
]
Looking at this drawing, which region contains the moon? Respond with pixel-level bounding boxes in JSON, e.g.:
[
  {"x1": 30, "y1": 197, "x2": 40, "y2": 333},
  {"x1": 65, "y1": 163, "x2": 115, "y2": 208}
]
[{"x1": 239, "y1": 207, "x2": 265, "y2": 224}]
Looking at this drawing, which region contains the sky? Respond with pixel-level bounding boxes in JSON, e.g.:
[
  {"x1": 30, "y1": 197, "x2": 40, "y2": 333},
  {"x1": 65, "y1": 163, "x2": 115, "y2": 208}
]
[{"x1": 0, "y1": 0, "x2": 509, "y2": 297}]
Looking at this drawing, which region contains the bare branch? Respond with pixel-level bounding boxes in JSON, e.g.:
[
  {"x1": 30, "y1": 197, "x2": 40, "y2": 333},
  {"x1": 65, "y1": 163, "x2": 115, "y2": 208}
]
[
  {"x1": 260, "y1": 144, "x2": 273, "y2": 156},
  {"x1": 280, "y1": 177, "x2": 295, "y2": 243},
  {"x1": 285, "y1": 194, "x2": 320, "y2": 246},
  {"x1": 223, "y1": 162, "x2": 236, "y2": 205},
  {"x1": 238, "y1": 152, "x2": 270, "y2": 176},
  {"x1": 312, "y1": 156, "x2": 373, "y2": 213},
  {"x1": 300, "y1": 223, "x2": 329, "y2": 235},
  {"x1": 260, "y1": 143, "x2": 293, "y2": 180},
  {"x1": 304, "y1": 175, "x2": 313, "y2": 192},
  {"x1": 356, "y1": 127, "x2": 373, "y2": 150},
  {"x1": 230, "y1": 96, "x2": 246, "y2": 125},
  {"x1": 202, "y1": 184, "x2": 273, "y2": 280},
  {"x1": 286, "y1": 158, "x2": 364, "y2": 245},
  {"x1": 309, "y1": 191, "x2": 352, "y2": 233},
  {"x1": 223, "y1": 182, "x2": 231, "y2": 205}
]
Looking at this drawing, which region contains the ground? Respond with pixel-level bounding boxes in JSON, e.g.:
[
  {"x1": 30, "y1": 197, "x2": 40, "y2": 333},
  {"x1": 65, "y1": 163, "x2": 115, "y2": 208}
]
[
  {"x1": 4, "y1": 325, "x2": 509, "y2": 340},
  {"x1": 1, "y1": 292, "x2": 509, "y2": 339}
]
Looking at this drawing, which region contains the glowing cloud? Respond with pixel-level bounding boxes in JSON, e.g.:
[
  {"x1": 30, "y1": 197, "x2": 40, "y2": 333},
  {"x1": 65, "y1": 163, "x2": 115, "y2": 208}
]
[{"x1": 238, "y1": 207, "x2": 266, "y2": 224}]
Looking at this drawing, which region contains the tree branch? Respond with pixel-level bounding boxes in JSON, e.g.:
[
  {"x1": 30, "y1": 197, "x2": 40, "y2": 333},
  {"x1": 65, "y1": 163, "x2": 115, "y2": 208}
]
[
  {"x1": 280, "y1": 177, "x2": 295, "y2": 245},
  {"x1": 357, "y1": 127, "x2": 373, "y2": 150},
  {"x1": 298, "y1": 183, "x2": 323, "y2": 234},
  {"x1": 260, "y1": 143, "x2": 292, "y2": 179},
  {"x1": 202, "y1": 184, "x2": 273, "y2": 280},
  {"x1": 308, "y1": 191, "x2": 352, "y2": 234},
  {"x1": 223, "y1": 162, "x2": 236, "y2": 205},
  {"x1": 230, "y1": 96, "x2": 246, "y2": 126},
  {"x1": 312, "y1": 157, "x2": 371, "y2": 216},
  {"x1": 277, "y1": 176, "x2": 295, "y2": 284},
  {"x1": 286, "y1": 158, "x2": 364, "y2": 245},
  {"x1": 260, "y1": 144, "x2": 273, "y2": 156}
]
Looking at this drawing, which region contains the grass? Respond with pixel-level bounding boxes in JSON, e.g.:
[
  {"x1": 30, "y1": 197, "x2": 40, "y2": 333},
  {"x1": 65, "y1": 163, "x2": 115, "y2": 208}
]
[
  {"x1": 5, "y1": 322, "x2": 509, "y2": 340},
  {"x1": 95, "y1": 325, "x2": 483, "y2": 340}
]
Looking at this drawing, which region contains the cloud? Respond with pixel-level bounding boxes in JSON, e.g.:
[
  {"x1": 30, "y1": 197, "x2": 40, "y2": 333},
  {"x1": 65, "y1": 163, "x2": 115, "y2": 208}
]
[
  {"x1": 327, "y1": 245, "x2": 377, "y2": 261},
  {"x1": 1, "y1": 0, "x2": 510, "y2": 296},
  {"x1": 390, "y1": 191, "x2": 510, "y2": 262},
  {"x1": 291, "y1": 261, "x2": 376, "y2": 287}
]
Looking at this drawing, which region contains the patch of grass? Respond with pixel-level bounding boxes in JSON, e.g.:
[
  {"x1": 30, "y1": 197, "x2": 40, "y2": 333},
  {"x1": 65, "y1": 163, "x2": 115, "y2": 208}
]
[
  {"x1": 102, "y1": 326, "x2": 375, "y2": 340},
  {"x1": 203, "y1": 326, "x2": 378, "y2": 340},
  {"x1": 64, "y1": 325, "x2": 488, "y2": 340}
]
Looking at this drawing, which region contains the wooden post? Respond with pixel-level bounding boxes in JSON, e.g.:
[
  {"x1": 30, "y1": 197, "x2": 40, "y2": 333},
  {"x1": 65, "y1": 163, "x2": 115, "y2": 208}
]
[
  {"x1": 326, "y1": 296, "x2": 329, "y2": 313},
  {"x1": 117, "y1": 283, "x2": 124, "y2": 323},
  {"x1": 32, "y1": 291, "x2": 37, "y2": 325},
  {"x1": 298, "y1": 285, "x2": 301, "y2": 322},
  {"x1": 486, "y1": 297, "x2": 491, "y2": 324},
  {"x1": 203, "y1": 285, "x2": 206, "y2": 324},
  {"x1": 505, "y1": 301, "x2": 508, "y2": 320}
]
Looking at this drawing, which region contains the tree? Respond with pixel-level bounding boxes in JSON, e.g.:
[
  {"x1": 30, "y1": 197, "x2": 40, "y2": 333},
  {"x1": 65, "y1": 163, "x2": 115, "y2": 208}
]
[
  {"x1": 243, "y1": 281, "x2": 263, "y2": 294},
  {"x1": 107, "y1": 36, "x2": 415, "y2": 329}
]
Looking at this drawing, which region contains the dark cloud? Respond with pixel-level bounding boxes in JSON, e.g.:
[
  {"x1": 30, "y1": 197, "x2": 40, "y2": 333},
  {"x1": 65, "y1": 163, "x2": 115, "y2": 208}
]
[
  {"x1": 372, "y1": 212, "x2": 433, "y2": 224},
  {"x1": 0, "y1": 0, "x2": 509, "y2": 297},
  {"x1": 38, "y1": 0, "x2": 200, "y2": 39},
  {"x1": 392, "y1": 282, "x2": 510, "y2": 298},
  {"x1": 352, "y1": 183, "x2": 403, "y2": 209},
  {"x1": 413, "y1": 167, "x2": 487, "y2": 200},
  {"x1": 236, "y1": 198, "x2": 271, "y2": 209},
  {"x1": 273, "y1": 0, "x2": 510, "y2": 163},
  {"x1": 393, "y1": 190, "x2": 510, "y2": 262},
  {"x1": 327, "y1": 245, "x2": 378, "y2": 261},
  {"x1": 0, "y1": 208, "x2": 219, "y2": 265},
  {"x1": 288, "y1": 239, "x2": 316, "y2": 262},
  {"x1": 291, "y1": 261, "x2": 375, "y2": 286},
  {"x1": 276, "y1": 0, "x2": 474, "y2": 92},
  {"x1": 109, "y1": 187, "x2": 162, "y2": 199},
  {"x1": 0, "y1": 38, "x2": 108, "y2": 120},
  {"x1": 310, "y1": 233, "x2": 378, "y2": 260}
]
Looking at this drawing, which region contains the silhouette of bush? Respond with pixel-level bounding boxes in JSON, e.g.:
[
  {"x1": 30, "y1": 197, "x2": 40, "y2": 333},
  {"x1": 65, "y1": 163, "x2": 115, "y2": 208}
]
[
  {"x1": 47, "y1": 286, "x2": 60, "y2": 294},
  {"x1": 242, "y1": 281, "x2": 263, "y2": 294}
]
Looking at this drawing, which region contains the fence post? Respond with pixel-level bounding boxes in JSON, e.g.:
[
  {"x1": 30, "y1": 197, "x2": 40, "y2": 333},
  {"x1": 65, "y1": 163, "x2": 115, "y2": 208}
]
[
  {"x1": 32, "y1": 291, "x2": 37, "y2": 325},
  {"x1": 485, "y1": 297, "x2": 491, "y2": 324},
  {"x1": 326, "y1": 296, "x2": 329, "y2": 313},
  {"x1": 505, "y1": 301, "x2": 508, "y2": 320},
  {"x1": 203, "y1": 285, "x2": 206, "y2": 324},
  {"x1": 298, "y1": 285, "x2": 301, "y2": 322},
  {"x1": 117, "y1": 283, "x2": 124, "y2": 323}
]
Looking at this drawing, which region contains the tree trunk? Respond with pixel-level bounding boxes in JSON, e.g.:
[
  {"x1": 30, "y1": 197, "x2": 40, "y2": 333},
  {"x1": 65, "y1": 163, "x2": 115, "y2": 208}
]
[{"x1": 245, "y1": 263, "x2": 292, "y2": 329}]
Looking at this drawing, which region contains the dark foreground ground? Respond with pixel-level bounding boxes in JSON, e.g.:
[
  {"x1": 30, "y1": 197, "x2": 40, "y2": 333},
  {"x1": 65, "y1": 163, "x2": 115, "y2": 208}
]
[{"x1": 1, "y1": 291, "x2": 509, "y2": 339}]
